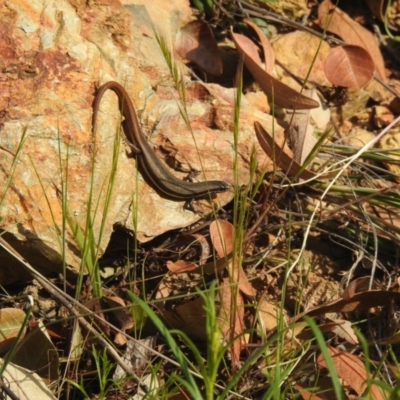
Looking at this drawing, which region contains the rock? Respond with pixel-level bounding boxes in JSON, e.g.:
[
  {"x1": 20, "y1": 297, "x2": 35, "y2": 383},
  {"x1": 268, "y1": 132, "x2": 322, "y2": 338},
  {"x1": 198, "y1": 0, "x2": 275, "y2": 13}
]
[{"x1": 0, "y1": 0, "x2": 271, "y2": 284}]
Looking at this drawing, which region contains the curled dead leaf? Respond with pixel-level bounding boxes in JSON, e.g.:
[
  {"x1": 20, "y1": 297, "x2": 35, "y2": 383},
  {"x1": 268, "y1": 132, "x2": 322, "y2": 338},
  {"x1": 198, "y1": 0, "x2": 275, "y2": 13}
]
[
  {"x1": 255, "y1": 121, "x2": 336, "y2": 180},
  {"x1": 175, "y1": 20, "x2": 223, "y2": 76},
  {"x1": 243, "y1": 18, "x2": 275, "y2": 73},
  {"x1": 0, "y1": 360, "x2": 57, "y2": 400},
  {"x1": 231, "y1": 31, "x2": 319, "y2": 109}
]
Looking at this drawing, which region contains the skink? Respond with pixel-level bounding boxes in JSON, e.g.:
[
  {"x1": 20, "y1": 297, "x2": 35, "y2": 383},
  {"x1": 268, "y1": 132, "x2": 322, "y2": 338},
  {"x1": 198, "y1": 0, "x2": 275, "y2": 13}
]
[{"x1": 92, "y1": 81, "x2": 230, "y2": 202}]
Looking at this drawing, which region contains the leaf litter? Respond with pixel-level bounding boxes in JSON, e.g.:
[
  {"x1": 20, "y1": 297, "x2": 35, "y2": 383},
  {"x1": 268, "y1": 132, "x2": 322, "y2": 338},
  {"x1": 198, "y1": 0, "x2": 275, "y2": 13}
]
[{"x1": 3, "y1": 1, "x2": 400, "y2": 399}]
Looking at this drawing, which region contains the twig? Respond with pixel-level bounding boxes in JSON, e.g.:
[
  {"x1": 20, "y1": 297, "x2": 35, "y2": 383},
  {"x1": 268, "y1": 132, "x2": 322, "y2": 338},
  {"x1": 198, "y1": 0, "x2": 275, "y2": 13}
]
[{"x1": 0, "y1": 378, "x2": 21, "y2": 400}]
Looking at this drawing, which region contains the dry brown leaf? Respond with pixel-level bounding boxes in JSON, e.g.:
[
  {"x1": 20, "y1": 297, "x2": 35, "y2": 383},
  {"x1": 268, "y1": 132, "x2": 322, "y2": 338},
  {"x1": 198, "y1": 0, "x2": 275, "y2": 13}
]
[
  {"x1": 255, "y1": 121, "x2": 318, "y2": 180},
  {"x1": 167, "y1": 259, "x2": 199, "y2": 273},
  {"x1": 175, "y1": 20, "x2": 222, "y2": 76},
  {"x1": 256, "y1": 298, "x2": 281, "y2": 332},
  {"x1": 173, "y1": 233, "x2": 211, "y2": 264},
  {"x1": 166, "y1": 234, "x2": 212, "y2": 274},
  {"x1": 288, "y1": 89, "x2": 331, "y2": 166},
  {"x1": 243, "y1": 18, "x2": 275, "y2": 73},
  {"x1": 0, "y1": 308, "x2": 26, "y2": 355},
  {"x1": 233, "y1": 30, "x2": 262, "y2": 65},
  {"x1": 168, "y1": 220, "x2": 232, "y2": 275},
  {"x1": 329, "y1": 319, "x2": 358, "y2": 345},
  {"x1": 192, "y1": 233, "x2": 211, "y2": 263},
  {"x1": 159, "y1": 296, "x2": 209, "y2": 341},
  {"x1": 84, "y1": 297, "x2": 110, "y2": 336},
  {"x1": 231, "y1": 31, "x2": 319, "y2": 110},
  {"x1": 309, "y1": 90, "x2": 331, "y2": 130},
  {"x1": 11, "y1": 322, "x2": 59, "y2": 381},
  {"x1": 103, "y1": 296, "x2": 134, "y2": 345},
  {"x1": 210, "y1": 220, "x2": 255, "y2": 298},
  {"x1": 219, "y1": 277, "x2": 245, "y2": 366},
  {"x1": 286, "y1": 89, "x2": 317, "y2": 165},
  {"x1": 210, "y1": 219, "x2": 234, "y2": 256},
  {"x1": 342, "y1": 276, "x2": 372, "y2": 300},
  {"x1": 318, "y1": 347, "x2": 388, "y2": 399},
  {"x1": 324, "y1": 45, "x2": 375, "y2": 89},
  {"x1": 295, "y1": 384, "x2": 325, "y2": 400},
  {"x1": 295, "y1": 321, "x2": 355, "y2": 344},
  {"x1": 0, "y1": 360, "x2": 57, "y2": 400},
  {"x1": 297, "y1": 319, "x2": 358, "y2": 345},
  {"x1": 228, "y1": 259, "x2": 256, "y2": 299},
  {"x1": 288, "y1": 110, "x2": 317, "y2": 165},
  {"x1": 193, "y1": 257, "x2": 229, "y2": 275},
  {"x1": 160, "y1": 276, "x2": 247, "y2": 360},
  {"x1": 296, "y1": 290, "x2": 400, "y2": 321},
  {"x1": 169, "y1": 387, "x2": 192, "y2": 400},
  {"x1": 318, "y1": 0, "x2": 386, "y2": 80}
]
